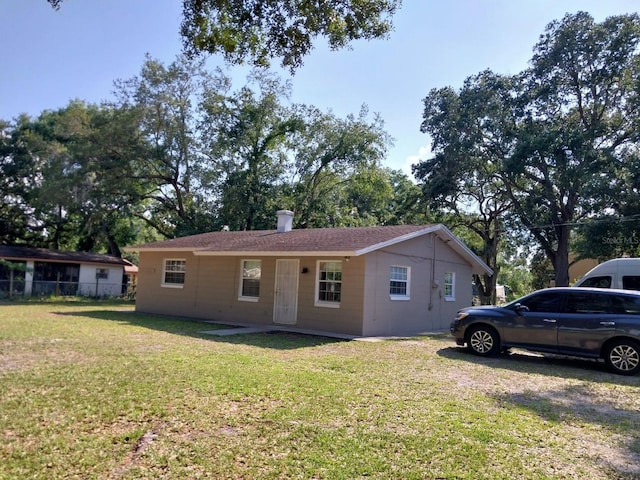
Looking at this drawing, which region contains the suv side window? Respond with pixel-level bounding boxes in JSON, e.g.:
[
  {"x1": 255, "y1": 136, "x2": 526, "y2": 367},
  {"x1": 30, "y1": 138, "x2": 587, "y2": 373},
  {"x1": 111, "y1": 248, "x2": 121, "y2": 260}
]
[
  {"x1": 578, "y1": 276, "x2": 612, "y2": 288},
  {"x1": 564, "y1": 292, "x2": 611, "y2": 313},
  {"x1": 519, "y1": 292, "x2": 565, "y2": 313},
  {"x1": 611, "y1": 294, "x2": 640, "y2": 314},
  {"x1": 622, "y1": 276, "x2": 640, "y2": 291}
]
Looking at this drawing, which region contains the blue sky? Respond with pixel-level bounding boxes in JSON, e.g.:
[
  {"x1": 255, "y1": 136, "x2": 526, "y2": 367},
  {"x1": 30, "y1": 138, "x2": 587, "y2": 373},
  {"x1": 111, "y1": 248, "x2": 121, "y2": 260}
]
[{"x1": 1, "y1": 1, "x2": 638, "y2": 178}]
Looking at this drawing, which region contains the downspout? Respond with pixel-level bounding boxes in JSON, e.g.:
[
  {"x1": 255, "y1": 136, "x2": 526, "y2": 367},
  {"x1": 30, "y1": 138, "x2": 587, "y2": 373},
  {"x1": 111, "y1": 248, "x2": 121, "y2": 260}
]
[{"x1": 429, "y1": 234, "x2": 436, "y2": 311}]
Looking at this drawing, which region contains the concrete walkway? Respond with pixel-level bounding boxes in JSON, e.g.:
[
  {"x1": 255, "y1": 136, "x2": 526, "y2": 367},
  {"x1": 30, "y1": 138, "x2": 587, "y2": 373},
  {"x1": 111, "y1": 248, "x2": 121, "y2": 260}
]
[
  {"x1": 201, "y1": 326, "x2": 274, "y2": 336},
  {"x1": 200, "y1": 324, "x2": 358, "y2": 340},
  {"x1": 200, "y1": 324, "x2": 445, "y2": 341}
]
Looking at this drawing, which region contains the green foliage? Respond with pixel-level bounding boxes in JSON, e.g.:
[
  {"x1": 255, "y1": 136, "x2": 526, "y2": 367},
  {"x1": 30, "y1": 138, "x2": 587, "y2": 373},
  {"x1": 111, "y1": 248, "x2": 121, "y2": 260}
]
[
  {"x1": 0, "y1": 118, "x2": 40, "y2": 245},
  {"x1": 3, "y1": 53, "x2": 399, "y2": 249},
  {"x1": 573, "y1": 217, "x2": 640, "y2": 261},
  {"x1": 416, "y1": 12, "x2": 640, "y2": 288},
  {"x1": 5, "y1": 102, "x2": 149, "y2": 254},
  {"x1": 496, "y1": 255, "x2": 533, "y2": 300},
  {"x1": 181, "y1": 0, "x2": 401, "y2": 71},
  {"x1": 287, "y1": 106, "x2": 392, "y2": 228},
  {"x1": 200, "y1": 71, "x2": 303, "y2": 230},
  {"x1": 416, "y1": 71, "x2": 517, "y2": 302},
  {"x1": 48, "y1": 0, "x2": 400, "y2": 71},
  {"x1": 507, "y1": 12, "x2": 640, "y2": 285},
  {"x1": 113, "y1": 54, "x2": 216, "y2": 238}
]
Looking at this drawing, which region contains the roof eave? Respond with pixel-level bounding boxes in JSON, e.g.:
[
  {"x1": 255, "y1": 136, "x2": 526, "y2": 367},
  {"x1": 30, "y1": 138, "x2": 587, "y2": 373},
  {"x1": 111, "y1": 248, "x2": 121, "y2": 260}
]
[
  {"x1": 193, "y1": 250, "x2": 358, "y2": 257},
  {"x1": 354, "y1": 225, "x2": 442, "y2": 256},
  {"x1": 124, "y1": 247, "x2": 198, "y2": 253},
  {"x1": 432, "y1": 225, "x2": 494, "y2": 276}
]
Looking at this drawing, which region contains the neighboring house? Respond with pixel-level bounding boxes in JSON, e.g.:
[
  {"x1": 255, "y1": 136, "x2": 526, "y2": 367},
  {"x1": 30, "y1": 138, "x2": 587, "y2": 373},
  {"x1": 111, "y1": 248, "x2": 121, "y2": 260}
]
[
  {"x1": 123, "y1": 259, "x2": 139, "y2": 294},
  {"x1": 126, "y1": 211, "x2": 492, "y2": 337},
  {"x1": 569, "y1": 256, "x2": 599, "y2": 285},
  {"x1": 0, "y1": 246, "x2": 128, "y2": 297}
]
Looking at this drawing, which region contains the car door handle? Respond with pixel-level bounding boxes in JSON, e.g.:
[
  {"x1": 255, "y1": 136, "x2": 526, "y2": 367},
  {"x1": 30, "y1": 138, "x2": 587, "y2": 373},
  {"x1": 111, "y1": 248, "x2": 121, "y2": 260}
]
[
  {"x1": 599, "y1": 321, "x2": 616, "y2": 326},
  {"x1": 543, "y1": 318, "x2": 557, "y2": 323}
]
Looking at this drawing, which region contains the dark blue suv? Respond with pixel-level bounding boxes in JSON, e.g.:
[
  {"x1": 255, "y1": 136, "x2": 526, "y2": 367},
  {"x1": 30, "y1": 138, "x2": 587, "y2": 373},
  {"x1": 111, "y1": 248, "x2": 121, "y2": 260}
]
[{"x1": 450, "y1": 287, "x2": 640, "y2": 375}]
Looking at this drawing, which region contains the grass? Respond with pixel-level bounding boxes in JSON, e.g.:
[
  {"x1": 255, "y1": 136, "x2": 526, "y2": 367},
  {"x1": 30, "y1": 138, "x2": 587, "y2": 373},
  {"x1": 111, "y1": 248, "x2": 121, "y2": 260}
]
[{"x1": 1, "y1": 300, "x2": 639, "y2": 479}]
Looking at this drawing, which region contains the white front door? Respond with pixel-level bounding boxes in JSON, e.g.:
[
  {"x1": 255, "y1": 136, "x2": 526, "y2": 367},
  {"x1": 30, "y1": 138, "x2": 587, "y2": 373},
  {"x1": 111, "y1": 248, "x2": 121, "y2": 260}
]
[{"x1": 273, "y1": 259, "x2": 299, "y2": 325}]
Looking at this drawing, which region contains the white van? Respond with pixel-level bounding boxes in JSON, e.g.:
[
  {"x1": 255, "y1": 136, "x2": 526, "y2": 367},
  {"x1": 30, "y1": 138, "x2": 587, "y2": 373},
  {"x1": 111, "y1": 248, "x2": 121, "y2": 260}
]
[{"x1": 573, "y1": 258, "x2": 640, "y2": 290}]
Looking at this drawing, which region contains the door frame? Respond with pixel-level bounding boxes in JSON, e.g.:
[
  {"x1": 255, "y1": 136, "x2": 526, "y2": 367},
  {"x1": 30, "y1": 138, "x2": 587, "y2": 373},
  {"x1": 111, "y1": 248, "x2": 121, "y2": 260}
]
[{"x1": 273, "y1": 259, "x2": 300, "y2": 325}]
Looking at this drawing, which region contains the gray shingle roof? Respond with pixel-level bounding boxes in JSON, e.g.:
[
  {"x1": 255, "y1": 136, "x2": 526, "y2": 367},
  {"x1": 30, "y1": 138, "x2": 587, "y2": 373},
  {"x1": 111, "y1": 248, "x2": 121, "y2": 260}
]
[
  {"x1": 129, "y1": 225, "x2": 436, "y2": 254},
  {"x1": 127, "y1": 224, "x2": 493, "y2": 275}
]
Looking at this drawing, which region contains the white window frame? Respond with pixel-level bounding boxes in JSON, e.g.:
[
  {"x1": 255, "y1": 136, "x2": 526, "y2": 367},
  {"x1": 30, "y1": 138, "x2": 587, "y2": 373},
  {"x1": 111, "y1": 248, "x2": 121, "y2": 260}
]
[
  {"x1": 315, "y1": 260, "x2": 342, "y2": 308},
  {"x1": 389, "y1": 265, "x2": 411, "y2": 300},
  {"x1": 96, "y1": 268, "x2": 109, "y2": 280},
  {"x1": 444, "y1": 272, "x2": 456, "y2": 301},
  {"x1": 162, "y1": 259, "x2": 186, "y2": 288},
  {"x1": 238, "y1": 259, "x2": 261, "y2": 302}
]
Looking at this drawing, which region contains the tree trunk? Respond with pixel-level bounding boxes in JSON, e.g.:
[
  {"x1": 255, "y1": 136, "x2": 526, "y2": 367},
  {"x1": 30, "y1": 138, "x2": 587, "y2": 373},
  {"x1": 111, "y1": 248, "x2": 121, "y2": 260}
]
[{"x1": 553, "y1": 224, "x2": 571, "y2": 286}]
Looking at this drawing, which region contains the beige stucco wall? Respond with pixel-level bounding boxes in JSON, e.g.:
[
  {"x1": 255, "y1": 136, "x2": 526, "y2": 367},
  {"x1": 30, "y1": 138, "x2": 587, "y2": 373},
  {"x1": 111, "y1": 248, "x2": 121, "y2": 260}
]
[
  {"x1": 135, "y1": 251, "x2": 366, "y2": 335},
  {"x1": 569, "y1": 257, "x2": 599, "y2": 285},
  {"x1": 361, "y1": 234, "x2": 473, "y2": 336},
  {"x1": 135, "y1": 235, "x2": 475, "y2": 337}
]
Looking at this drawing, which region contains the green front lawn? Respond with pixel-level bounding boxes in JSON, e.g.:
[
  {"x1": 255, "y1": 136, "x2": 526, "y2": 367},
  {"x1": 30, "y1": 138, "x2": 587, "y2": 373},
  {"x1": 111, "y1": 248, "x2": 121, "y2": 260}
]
[{"x1": 1, "y1": 301, "x2": 638, "y2": 479}]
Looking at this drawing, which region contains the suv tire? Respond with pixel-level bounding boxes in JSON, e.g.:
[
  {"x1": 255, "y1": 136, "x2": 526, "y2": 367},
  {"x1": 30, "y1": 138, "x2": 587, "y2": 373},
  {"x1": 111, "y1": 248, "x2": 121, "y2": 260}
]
[
  {"x1": 467, "y1": 325, "x2": 500, "y2": 357},
  {"x1": 604, "y1": 339, "x2": 640, "y2": 376}
]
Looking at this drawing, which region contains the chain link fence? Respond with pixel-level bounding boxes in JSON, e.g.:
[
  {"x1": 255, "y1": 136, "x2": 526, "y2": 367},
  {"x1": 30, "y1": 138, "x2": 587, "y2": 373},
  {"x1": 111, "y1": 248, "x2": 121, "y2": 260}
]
[{"x1": 0, "y1": 280, "x2": 135, "y2": 300}]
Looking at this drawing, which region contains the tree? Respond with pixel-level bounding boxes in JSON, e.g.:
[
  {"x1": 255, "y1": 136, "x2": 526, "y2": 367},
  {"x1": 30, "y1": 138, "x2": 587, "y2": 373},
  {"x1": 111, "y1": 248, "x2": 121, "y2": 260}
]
[
  {"x1": 415, "y1": 71, "x2": 516, "y2": 303},
  {"x1": 287, "y1": 106, "x2": 391, "y2": 227},
  {"x1": 0, "y1": 118, "x2": 41, "y2": 245},
  {"x1": 503, "y1": 12, "x2": 640, "y2": 286},
  {"x1": 47, "y1": 0, "x2": 401, "y2": 71},
  {"x1": 416, "y1": 12, "x2": 640, "y2": 289},
  {"x1": 9, "y1": 102, "x2": 148, "y2": 255},
  {"x1": 572, "y1": 149, "x2": 640, "y2": 260},
  {"x1": 183, "y1": 0, "x2": 401, "y2": 71},
  {"x1": 114, "y1": 54, "x2": 216, "y2": 237},
  {"x1": 200, "y1": 71, "x2": 303, "y2": 230}
]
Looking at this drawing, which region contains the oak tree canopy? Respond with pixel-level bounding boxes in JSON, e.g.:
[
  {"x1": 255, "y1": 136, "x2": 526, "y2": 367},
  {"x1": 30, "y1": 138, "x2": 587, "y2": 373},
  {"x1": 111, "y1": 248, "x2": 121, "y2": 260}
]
[{"x1": 46, "y1": 0, "x2": 401, "y2": 71}]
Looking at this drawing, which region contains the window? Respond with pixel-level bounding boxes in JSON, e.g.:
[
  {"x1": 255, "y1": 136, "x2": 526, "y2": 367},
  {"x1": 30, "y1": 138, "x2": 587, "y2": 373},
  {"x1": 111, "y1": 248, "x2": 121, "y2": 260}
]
[
  {"x1": 579, "y1": 276, "x2": 612, "y2": 288},
  {"x1": 390, "y1": 266, "x2": 410, "y2": 299},
  {"x1": 611, "y1": 294, "x2": 640, "y2": 315},
  {"x1": 622, "y1": 276, "x2": 640, "y2": 291},
  {"x1": 519, "y1": 292, "x2": 564, "y2": 313},
  {"x1": 239, "y1": 259, "x2": 261, "y2": 301},
  {"x1": 444, "y1": 272, "x2": 455, "y2": 301},
  {"x1": 317, "y1": 261, "x2": 342, "y2": 306},
  {"x1": 96, "y1": 268, "x2": 109, "y2": 279},
  {"x1": 565, "y1": 293, "x2": 610, "y2": 313},
  {"x1": 163, "y1": 259, "x2": 186, "y2": 287}
]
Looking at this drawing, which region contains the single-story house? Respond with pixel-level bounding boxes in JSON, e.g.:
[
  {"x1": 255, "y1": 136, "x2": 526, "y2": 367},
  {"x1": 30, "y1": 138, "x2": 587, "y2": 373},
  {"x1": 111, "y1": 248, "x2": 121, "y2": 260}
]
[
  {"x1": 126, "y1": 211, "x2": 492, "y2": 337},
  {"x1": 0, "y1": 245, "x2": 128, "y2": 297}
]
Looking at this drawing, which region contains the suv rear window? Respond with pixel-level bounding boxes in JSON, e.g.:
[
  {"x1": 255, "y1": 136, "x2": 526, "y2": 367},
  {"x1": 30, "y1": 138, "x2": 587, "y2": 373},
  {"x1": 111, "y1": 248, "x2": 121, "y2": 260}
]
[{"x1": 611, "y1": 294, "x2": 640, "y2": 314}]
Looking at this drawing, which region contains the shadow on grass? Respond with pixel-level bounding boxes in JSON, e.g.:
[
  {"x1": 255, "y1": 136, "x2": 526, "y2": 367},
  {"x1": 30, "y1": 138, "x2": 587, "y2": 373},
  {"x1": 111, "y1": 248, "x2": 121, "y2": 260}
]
[
  {"x1": 53, "y1": 309, "x2": 347, "y2": 350},
  {"x1": 436, "y1": 344, "x2": 639, "y2": 384},
  {"x1": 494, "y1": 379, "x2": 640, "y2": 477},
  {"x1": 438, "y1": 346, "x2": 640, "y2": 476}
]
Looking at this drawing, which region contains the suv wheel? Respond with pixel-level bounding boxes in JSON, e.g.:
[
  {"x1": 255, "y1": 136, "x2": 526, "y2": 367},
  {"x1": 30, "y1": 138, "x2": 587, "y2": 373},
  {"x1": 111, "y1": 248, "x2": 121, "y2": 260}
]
[
  {"x1": 604, "y1": 339, "x2": 640, "y2": 376},
  {"x1": 467, "y1": 325, "x2": 500, "y2": 357}
]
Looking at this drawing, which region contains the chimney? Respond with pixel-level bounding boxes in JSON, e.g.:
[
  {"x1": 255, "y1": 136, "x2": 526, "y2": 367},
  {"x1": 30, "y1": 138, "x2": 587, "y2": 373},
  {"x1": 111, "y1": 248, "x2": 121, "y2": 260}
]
[{"x1": 276, "y1": 210, "x2": 294, "y2": 233}]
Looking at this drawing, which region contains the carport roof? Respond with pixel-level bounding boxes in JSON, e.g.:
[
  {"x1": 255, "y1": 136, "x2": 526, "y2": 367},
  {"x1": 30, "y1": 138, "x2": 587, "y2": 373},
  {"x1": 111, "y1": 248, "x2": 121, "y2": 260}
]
[{"x1": 0, "y1": 245, "x2": 128, "y2": 266}]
